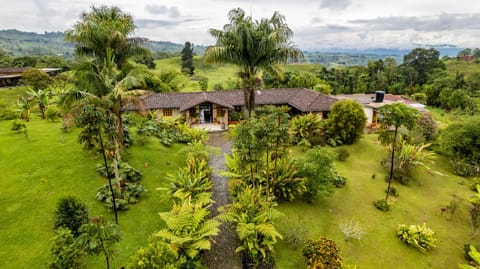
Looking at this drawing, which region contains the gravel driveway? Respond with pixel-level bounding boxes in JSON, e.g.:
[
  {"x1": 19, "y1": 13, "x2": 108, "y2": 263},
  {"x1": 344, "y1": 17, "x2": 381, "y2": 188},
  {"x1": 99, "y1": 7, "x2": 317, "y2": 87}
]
[{"x1": 202, "y1": 132, "x2": 242, "y2": 269}]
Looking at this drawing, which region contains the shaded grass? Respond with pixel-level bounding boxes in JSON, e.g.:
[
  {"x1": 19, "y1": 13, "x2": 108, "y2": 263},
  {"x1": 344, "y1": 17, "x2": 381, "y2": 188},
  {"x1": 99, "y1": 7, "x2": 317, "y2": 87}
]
[
  {"x1": 0, "y1": 119, "x2": 186, "y2": 268},
  {"x1": 276, "y1": 134, "x2": 473, "y2": 268}
]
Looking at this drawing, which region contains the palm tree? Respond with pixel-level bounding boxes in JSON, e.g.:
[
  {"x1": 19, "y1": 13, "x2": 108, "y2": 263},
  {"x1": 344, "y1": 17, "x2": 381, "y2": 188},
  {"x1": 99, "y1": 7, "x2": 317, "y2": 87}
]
[
  {"x1": 65, "y1": 5, "x2": 149, "y2": 147},
  {"x1": 205, "y1": 8, "x2": 303, "y2": 118},
  {"x1": 65, "y1": 5, "x2": 145, "y2": 73}
]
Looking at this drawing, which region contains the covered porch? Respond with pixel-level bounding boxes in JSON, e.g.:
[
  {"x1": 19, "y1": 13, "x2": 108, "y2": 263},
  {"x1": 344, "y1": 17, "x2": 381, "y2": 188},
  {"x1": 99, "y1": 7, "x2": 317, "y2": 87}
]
[{"x1": 180, "y1": 93, "x2": 232, "y2": 131}]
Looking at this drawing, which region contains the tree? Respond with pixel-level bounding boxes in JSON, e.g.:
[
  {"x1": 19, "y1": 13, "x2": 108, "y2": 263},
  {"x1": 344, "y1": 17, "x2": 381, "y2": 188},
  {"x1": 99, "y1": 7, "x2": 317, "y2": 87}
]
[
  {"x1": 401, "y1": 48, "x2": 445, "y2": 86},
  {"x1": 27, "y1": 88, "x2": 50, "y2": 119},
  {"x1": 54, "y1": 196, "x2": 89, "y2": 237},
  {"x1": 327, "y1": 99, "x2": 367, "y2": 145},
  {"x1": 378, "y1": 103, "x2": 419, "y2": 203},
  {"x1": 181, "y1": 41, "x2": 195, "y2": 75},
  {"x1": 72, "y1": 97, "x2": 120, "y2": 224},
  {"x1": 440, "y1": 117, "x2": 480, "y2": 175},
  {"x1": 76, "y1": 216, "x2": 121, "y2": 269},
  {"x1": 299, "y1": 147, "x2": 338, "y2": 203},
  {"x1": 21, "y1": 68, "x2": 53, "y2": 91},
  {"x1": 65, "y1": 5, "x2": 149, "y2": 148},
  {"x1": 205, "y1": 8, "x2": 303, "y2": 118},
  {"x1": 65, "y1": 5, "x2": 141, "y2": 73},
  {"x1": 48, "y1": 228, "x2": 85, "y2": 269}
]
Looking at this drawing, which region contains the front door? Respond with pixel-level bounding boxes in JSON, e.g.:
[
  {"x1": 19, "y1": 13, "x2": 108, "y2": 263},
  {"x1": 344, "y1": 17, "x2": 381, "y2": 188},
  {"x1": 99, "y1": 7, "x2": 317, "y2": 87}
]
[{"x1": 199, "y1": 103, "x2": 212, "y2": 124}]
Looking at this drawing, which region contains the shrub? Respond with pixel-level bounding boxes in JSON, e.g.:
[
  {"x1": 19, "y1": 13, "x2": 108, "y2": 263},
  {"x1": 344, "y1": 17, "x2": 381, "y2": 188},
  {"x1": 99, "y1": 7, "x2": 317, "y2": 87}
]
[
  {"x1": 277, "y1": 217, "x2": 308, "y2": 249},
  {"x1": 464, "y1": 244, "x2": 480, "y2": 263},
  {"x1": 333, "y1": 173, "x2": 347, "y2": 188},
  {"x1": 299, "y1": 147, "x2": 338, "y2": 203},
  {"x1": 397, "y1": 223, "x2": 437, "y2": 253},
  {"x1": 267, "y1": 156, "x2": 306, "y2": 202},
  {"x1": 48, "y1": 228, "x2": 85, "y2": 269},
  {"x1": 450, "y1": 159, "x2": 479, "y2": 177},
  {"x1": 335, "y1": 148, "x2": 350, "y2": 161},
  {"x1": 326, "y1": 99, "x2": 367, "y2": 145},
  {"x1": 415, "y1": 112, "x2": 438, "y2": 141},
  {"x1": 339, "y1": 218, "x2": 365, "y2": 241},
  {"x1": 385, "y1": 186, "x2": 399, "y2": 197},
  {"x1": 96, "y1": 182, "x2": 145, "y2": 210},
  {"x1": 290, "y1": 113, "x2": 323, "y2": 144},
  {"x1": 54, "y1": 196, "x2": 89, "y2": 237},
  {"x1": 11, "y1": 119, "x2": 26, "y2": 131},
  {"x1": 96, "y1": 162, "x2": 142, "y2": 182},
  {"x1": 374, "y1": 199, "x2": 390, "y2": 211},
  {"x1": 302, "y1": 238, "x2": 342, "y2": 269},
  {"x1": 0, "y1": 102, "x2": 18, "y2": 120},
  {"x1": 130, "y1": 235, "x2": 185, "y2": 269},
  {"x1": 45, "y1": 105, "x2": 61, "y2": 121}
]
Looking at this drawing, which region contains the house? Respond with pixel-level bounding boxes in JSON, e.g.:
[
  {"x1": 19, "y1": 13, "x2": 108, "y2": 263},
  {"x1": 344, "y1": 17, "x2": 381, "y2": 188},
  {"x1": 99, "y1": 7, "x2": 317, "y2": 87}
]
[
  {"x1": 335, "y1": 91, "x2": 427, "y2": 126},
  {"x1": 0, "y1": 67, "x2": 62, "y2": 87},
  {"x1": 126, "y1": 88, "x2": 337, "y2": 130}
]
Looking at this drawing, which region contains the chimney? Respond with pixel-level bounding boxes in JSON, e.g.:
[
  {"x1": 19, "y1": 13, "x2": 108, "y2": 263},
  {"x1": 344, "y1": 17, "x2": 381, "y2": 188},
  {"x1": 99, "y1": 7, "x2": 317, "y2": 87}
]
[{"x1": 375, "y1": 91, "x2": 385, "y2": 103}]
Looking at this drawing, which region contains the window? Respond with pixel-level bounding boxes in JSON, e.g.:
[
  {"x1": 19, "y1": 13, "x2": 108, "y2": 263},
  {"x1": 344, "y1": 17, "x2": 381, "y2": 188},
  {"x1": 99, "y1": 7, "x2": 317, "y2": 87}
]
[
  {"x1": 234, "y1": 106, "x2": 242, "y2": 112},
  {"x1": 163, "y1": 108, "x2": 173, "y2": 117}
]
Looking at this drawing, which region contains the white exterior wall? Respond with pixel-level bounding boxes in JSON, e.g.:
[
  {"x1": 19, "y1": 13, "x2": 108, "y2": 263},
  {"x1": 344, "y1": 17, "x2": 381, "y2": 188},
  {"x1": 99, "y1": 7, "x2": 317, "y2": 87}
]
[{"x1": 364, "y1": 106, "x2": 374, "y2": 124}]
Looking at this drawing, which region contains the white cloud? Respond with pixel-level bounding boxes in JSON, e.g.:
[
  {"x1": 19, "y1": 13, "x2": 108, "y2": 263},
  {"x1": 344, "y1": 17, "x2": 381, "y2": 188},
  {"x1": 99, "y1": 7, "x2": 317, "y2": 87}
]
[{"x1": 0, "y1": 0, "x2": 479, "y2": 49}]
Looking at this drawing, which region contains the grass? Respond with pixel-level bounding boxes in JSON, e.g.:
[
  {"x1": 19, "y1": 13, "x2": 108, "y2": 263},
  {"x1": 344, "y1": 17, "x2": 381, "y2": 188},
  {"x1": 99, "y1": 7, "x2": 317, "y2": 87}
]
[
  {"x1": 0, "y1": 118, "x2": 186, "y2": 269},
  {"x1": 0, "y1": 86, "x2": 28, "y2": 105},
  {"x1": 445, "y1": 59, "x2": 480, "y2": 79},
  {"x1": 275, "y1": 134, "x2": 474, "y2": 268},
  {"x1": 154, "y1": 56, "x2": 239, "y2": 92}
]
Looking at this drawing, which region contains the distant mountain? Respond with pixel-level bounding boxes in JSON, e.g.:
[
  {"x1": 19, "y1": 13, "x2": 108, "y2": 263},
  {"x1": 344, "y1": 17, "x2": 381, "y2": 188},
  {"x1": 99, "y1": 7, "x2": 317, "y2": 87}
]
[
  {"x1": 0, "y1": 29, "x2": 464, "y2": 67},
  {"x1": 0, "y1": 29, "x2": 206, "y2": 57}
]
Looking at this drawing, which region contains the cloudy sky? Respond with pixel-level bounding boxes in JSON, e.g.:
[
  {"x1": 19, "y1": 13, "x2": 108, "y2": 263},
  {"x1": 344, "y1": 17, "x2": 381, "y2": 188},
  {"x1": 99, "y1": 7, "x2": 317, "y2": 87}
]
[{"x1": 1, "y1": 0, "x2": 479, "y2": 50}]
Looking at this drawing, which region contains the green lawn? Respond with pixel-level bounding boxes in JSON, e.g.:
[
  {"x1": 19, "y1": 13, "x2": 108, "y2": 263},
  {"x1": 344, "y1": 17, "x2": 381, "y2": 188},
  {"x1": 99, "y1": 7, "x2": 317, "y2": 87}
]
[
  {"x1": 0, "y1": 119, "x2": 186, "y2": 268},
  {"x1": 275, "y1": 134, "x2": 474, "y2": 268},
  {"x1": 0, "y1": 86, "x2": 28, "y2": 105},
  {"x1": 155, "y1": 56, "x2": 239, "y2": 92}
]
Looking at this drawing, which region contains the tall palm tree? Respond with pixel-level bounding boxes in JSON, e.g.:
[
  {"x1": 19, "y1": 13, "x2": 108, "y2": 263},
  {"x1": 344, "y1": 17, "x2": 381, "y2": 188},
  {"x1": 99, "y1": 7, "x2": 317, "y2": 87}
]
[
  {"x1": 65, "y1": 5, "x2": 145, "y2": 73},
  {"x1": 65, "y1": 5, "x2": 149, "y2": 147},
  {"x1": 205, "y1": 8, "x2": 303, "y2": 118}
]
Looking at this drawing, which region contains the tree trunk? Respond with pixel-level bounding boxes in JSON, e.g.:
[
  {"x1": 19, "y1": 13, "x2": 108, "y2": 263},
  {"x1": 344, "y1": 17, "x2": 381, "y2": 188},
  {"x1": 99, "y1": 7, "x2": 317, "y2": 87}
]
[
  {"x1": 39, "y1": 103, "x2": 45, "y2": 119},
  {"x1": 99, "y1": 131, "x2": 119, "y2": 225},
  {"x1": 385, "y1": 126, "x2": 398, "y2": 202}
]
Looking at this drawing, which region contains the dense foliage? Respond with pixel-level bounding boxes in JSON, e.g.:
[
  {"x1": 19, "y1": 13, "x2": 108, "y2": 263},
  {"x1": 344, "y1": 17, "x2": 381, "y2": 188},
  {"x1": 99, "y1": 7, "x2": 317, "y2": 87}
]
[
  {"x1": 302, "y1": 238, "x2": 343, "y2": 269},
  {"x1": 327, "y1": 99, "x2": 367, "y2": 145},
  {"x1": 54, "y1": 196, "x2": 90, "y2": 237},
  {"x1": 397, "y1": 223, "x2": 437, "y2": 253},
  {"x1": 440, "y1": 117, "x2": 480, "y2": 176}
]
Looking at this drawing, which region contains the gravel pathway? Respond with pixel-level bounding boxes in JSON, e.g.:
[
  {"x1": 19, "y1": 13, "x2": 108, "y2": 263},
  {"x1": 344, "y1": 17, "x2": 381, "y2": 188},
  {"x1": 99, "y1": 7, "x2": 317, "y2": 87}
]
[{"x1": 202, "y1": 132, "x2": 242, "y2": 269}]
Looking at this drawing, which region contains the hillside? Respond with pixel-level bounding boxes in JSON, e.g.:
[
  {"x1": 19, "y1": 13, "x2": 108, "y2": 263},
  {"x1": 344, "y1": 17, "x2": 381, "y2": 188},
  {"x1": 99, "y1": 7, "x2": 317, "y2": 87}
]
[
  {"x1": 0, "y1": 29, "x2": 435, "y2": 66},
  {"x1": 0, "y1": 29, "x2": 205, "y2": 57}
]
